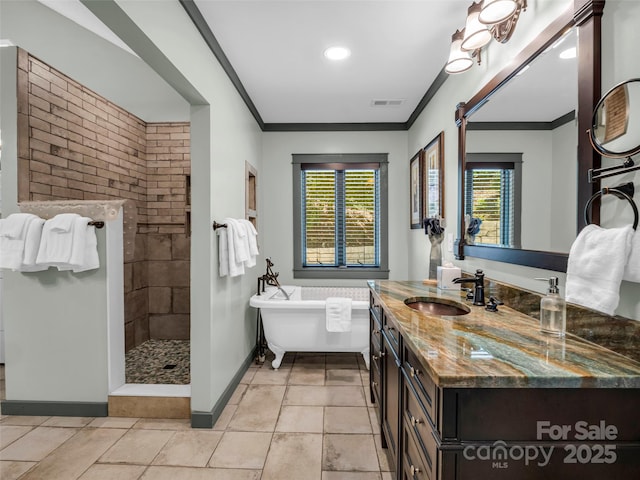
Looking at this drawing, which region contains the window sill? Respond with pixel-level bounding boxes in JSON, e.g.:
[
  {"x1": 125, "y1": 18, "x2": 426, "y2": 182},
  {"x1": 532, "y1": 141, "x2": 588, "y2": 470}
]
[{"x1": 293, "y1": 268, "x2": 389, "y2": 280}]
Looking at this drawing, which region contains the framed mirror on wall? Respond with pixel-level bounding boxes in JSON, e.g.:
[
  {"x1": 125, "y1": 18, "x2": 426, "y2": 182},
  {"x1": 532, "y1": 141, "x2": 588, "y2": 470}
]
[{"x1": 455, "y1": 0, "x2": 605, "y2": 272}]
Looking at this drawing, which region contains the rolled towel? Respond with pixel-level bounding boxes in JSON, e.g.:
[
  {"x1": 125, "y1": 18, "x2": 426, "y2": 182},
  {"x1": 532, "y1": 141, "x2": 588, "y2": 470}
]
[
  {"x1": 566, "y1": 224, "x2": 634, "y2": 315},
  {"x1": 326, "y1": 297, "x2": 352, "y2": 332}
]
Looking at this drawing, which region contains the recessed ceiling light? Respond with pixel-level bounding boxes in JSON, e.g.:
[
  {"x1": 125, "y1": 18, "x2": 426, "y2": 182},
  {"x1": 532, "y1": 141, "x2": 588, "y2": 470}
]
[
  {"x1": 324, "y1": 46, "x2": 351, "y2": 61},
  {"x1": 559, "y1": 47, "x2": 577, "y2": 59}
]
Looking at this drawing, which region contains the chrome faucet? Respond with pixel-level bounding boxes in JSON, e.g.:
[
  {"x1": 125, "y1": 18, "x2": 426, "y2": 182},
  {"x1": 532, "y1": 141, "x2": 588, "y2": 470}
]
[{"x1": 452, "y1": 269, "x2": 486, "y2": 306}]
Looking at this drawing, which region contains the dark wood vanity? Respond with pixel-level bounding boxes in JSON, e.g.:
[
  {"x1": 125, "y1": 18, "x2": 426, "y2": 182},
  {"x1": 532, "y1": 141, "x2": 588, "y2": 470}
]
[{"x1": 369, "y1": 281, "x2": 640, "y2": 480}]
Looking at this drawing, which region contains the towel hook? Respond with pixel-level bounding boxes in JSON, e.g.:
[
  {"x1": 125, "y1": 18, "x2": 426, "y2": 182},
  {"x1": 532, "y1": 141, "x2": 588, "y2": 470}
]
[{"x1": 584, "y1": 184, "x2": 639, "y2": 230}]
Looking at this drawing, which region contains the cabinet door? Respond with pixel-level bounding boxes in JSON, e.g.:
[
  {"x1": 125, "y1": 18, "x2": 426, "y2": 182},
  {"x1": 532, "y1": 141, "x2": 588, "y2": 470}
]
[{"x1": 382, "y1": 329, "x2": 401, "y2": 471}]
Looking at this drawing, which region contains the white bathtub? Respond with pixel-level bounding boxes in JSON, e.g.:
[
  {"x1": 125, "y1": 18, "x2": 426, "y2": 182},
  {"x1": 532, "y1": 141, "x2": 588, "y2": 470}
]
[{"x1": 249, "y1": 286, "x2": 370, "y2": 369}]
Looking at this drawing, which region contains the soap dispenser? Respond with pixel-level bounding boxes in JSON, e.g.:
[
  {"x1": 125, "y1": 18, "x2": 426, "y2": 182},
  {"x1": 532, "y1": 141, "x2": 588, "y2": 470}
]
[{"x1": 536, "y1": 277, "x2": 566, "y2": 337}]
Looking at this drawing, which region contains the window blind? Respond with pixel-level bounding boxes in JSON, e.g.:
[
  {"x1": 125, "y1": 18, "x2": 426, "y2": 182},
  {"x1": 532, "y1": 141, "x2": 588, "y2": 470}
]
[
  {"x1": 465, "y1": 167, "x2": 515, "y2": 247},
  {"x1": 302, "y1": 168, "x2": 379, "y2": 267}
]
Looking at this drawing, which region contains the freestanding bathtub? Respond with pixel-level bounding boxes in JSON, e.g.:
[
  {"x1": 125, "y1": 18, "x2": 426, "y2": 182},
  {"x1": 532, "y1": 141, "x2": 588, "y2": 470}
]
[{"x1": 249, "y1": 285, "x2": 370, "y2": 369}]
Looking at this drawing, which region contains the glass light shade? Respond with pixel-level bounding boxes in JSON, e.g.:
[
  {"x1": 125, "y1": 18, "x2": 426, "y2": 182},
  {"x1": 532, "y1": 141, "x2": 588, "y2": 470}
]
[
  {"x1": 445, "y1": 30, "x2": 474, "y2": 74},
  {"x1": 479, "y1": 0, "x2": 517, "y2": 25},
  {"x1": 461, "y1": 3, "x2": 492, "y2": 51}
]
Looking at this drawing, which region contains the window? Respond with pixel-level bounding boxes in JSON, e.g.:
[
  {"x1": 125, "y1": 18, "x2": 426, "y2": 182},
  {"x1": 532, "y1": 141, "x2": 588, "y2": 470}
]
[
  {"x1": 465, "y1": 153, "x2": 522, "y2": 248},
  {"x1": 293, "y1": 154, "x2": 389, "y2": 279}
]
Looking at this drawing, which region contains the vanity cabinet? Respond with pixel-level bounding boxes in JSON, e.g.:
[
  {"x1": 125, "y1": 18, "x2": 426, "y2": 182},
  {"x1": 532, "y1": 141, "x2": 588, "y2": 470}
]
[
  {"x1": 369, "y1": 291, "x2": 401, "y2": 471},
  {"x1": 369, "y1": 282, "x2": 640, "y2": 480}
]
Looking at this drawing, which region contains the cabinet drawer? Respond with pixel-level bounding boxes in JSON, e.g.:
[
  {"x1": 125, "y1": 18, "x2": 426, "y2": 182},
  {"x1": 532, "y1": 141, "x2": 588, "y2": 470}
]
[
  {"x1": 403, "y1": 347, "x2": 437, "y2": 426},
  {"x1": 404, "y1": 378, "x2": 438, "y2": 476},
  {"x1": 403, "y1": 418, "x2": 433, "y2": 480},
  {"x1": 383, "y1": 316, "x2": 401, "y2": 357}
]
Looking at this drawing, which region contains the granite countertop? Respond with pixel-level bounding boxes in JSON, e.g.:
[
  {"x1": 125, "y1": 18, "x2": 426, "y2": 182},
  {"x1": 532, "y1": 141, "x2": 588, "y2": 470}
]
[{"x1": 368, "y1": 280, "x2": 640, "y2": 389}]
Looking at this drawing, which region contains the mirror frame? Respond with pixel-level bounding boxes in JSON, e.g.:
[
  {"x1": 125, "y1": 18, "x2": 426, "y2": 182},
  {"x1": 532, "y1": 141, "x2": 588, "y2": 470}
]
[{"x1": 455, "y1": 0, "x2": 605, "y2": 272}]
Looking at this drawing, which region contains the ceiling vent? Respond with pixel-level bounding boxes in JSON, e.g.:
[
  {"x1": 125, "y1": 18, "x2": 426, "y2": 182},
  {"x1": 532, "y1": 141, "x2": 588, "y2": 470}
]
[{"x1": 371, "y1": 99, "x2": 404, "y2": 107}]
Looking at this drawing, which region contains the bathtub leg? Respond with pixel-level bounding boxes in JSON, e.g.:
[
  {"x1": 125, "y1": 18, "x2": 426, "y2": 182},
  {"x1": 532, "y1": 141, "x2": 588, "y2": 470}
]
[
  {"x1": 269, "y1": 343, "x2": 286, "y2": 370},
  {"x1": 361, "y1": 347, "x2": 370, "y2": 370}
]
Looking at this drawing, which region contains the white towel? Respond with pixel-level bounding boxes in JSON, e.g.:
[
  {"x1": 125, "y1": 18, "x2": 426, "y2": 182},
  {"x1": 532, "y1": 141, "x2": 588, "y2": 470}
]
[
  {"x1": 240, "y1": 219, "x2": 259, "y2": 256},
  {"x1": 0, "y1": 214, "x2": 41, "y2": 270},
  {"x1": 0, "y1": 213, "x2": 36, "y2": 238},
  {"x1": 36, "y1": 214, "x2": 99, "y2": 272},
  {"x1": 229, "y1": 218, "x2": 250, "y2": 264},
  {"x1": 326, "y1": 297, "x2": 352, "y2": 332},
  {"x1": 566, "y1": 224, "x2": 634, "y2": 315},
  {"x1": 36, "y1": 214, "x2": 79, "y2": 268},
  {"x1": 217, "y1": 227, "x2": 230, "y2": 277},
  {"x1": 239, "y1": 219, "x2": 258, "y2": 268},
  {"x1": 20, "y1": 217, "x2": 47, "y2": 272},
  {"x1": 623, "y1": 230, "x2": 640, "y2": 283},
  {"x1": 224, "y1": 218, "x2": 245, "y2": 277},
  {"x1": 47, "y1": 213, "x2": 77, "y2": 233},
  {"x1": 68, "y1": 217, "x2": 99, "y2": 273}
]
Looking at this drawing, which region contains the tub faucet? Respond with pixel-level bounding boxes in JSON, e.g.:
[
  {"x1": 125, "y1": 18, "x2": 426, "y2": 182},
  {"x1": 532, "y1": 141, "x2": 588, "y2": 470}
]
[
  {"x1": 260, "y1": 258, "x2": 290, "y2": 300},
  {"x1": 452, "y1": 269, "x2": 485, "y2": 306}
]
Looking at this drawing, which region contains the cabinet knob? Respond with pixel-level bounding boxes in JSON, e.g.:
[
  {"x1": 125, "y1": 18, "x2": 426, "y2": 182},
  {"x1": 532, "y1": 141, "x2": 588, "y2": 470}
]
[
  {"x1": 409, "y1": 365, "x2": 419, "y2": 378},
  {"x1": 410, "y1": 415, "x2": 422, "y2": 426},
  {"x1": 372, "y1": 355, "x2": 379, "y2": 361},
  {"x1": 410, "y1": 465, "x2": 421, "y2": 476},
  {"x1": 372, "y1": 329, "x2": 380, "y2": 335},
  {"x1": 372, "y1": 381, "x2": 378, "y2": 387}
]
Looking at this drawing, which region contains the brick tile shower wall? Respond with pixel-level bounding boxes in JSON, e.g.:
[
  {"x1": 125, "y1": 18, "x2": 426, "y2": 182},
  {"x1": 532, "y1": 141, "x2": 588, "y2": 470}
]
[{"x1": 17, "y1": 49, "x2": 190, "y2": 351}]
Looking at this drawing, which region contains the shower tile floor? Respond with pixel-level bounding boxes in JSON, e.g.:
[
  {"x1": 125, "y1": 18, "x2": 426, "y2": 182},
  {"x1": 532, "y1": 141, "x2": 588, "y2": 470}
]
[
  {"x1": 125, "y1": 339, "x2": 190, "y2": 385},
  {"x1": 0, "y1": 352, "x2": 393, "y2": 480}
]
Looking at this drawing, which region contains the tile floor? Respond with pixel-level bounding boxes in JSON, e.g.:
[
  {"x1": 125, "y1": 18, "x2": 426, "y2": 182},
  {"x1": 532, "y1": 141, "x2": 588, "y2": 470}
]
[{"x1": 0, "y1": 353, "x2": 394, "y2": 479}]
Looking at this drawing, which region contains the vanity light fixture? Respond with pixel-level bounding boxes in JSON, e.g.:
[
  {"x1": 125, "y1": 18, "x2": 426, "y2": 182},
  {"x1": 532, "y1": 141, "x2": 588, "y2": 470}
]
[
  {"x1": 461, "y1": 2, "x2": 492, "y2": 52},
  {"x1": 445, "y1": 0, "x2": 527, "y2": 74},
  {"x1": 446, "y1": 30, "x2": 474, "y2": 74},
  {"x1": 478, "y1": 0, "x2": 518, "y2": 25},
  {"x1": 324, "y1": 46, "x2": 351, "y2": 61}
]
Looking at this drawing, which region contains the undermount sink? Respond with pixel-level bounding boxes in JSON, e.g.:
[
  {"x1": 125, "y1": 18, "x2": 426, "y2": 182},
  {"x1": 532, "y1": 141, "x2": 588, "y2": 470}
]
[{"x1": 404, "y1": 296, "x2": 470, "y2": 316}]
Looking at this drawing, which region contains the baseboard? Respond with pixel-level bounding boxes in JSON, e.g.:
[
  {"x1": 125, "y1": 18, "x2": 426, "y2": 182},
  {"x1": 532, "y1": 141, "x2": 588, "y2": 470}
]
[
  {"x1": 0, "y1": 400, "x2": 108, "y2": 417},
  {"x1": 191, "y1": 346, "x2": 257, "y2": 428}
]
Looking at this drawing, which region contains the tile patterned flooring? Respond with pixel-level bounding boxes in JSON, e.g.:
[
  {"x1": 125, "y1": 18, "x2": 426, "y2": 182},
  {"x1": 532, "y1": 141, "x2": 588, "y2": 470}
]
[{"x1": 0, "y1": 353, "x2": 394, "y2": 479}]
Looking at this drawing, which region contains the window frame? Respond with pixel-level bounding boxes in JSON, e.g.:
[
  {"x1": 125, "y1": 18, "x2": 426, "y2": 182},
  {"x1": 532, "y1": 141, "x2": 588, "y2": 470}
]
[
  {"x1": 465, "y1": 152, "x2": 523, "y2": 249},
  {"x1": 292, "y1": 153, "x2": 389, "y2": 279}
]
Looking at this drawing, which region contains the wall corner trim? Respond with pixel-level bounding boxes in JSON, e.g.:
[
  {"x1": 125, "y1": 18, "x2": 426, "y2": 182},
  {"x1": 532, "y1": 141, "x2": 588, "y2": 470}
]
[{"x1": 190, "y1": 347, "x2": 257, "y2": 429}]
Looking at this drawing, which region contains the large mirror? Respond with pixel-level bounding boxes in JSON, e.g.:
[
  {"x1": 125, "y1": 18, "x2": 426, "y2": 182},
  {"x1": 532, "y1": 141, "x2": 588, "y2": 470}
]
[
  {"x1": 465, "y1": 28, "x2": 578, "y2": 254},
  {"x1": 456, "y1": 0, "x2": 604, "y2": 272}
]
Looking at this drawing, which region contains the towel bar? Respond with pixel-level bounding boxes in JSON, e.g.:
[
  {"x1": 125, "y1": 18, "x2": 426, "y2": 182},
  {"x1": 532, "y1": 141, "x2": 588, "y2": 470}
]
[
  {"x1": 584, "y1": 184, "x2": 639, "y2": 230},
  {"x1": 88, "y1": 221, "x2": 104, "y2": 229}
]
